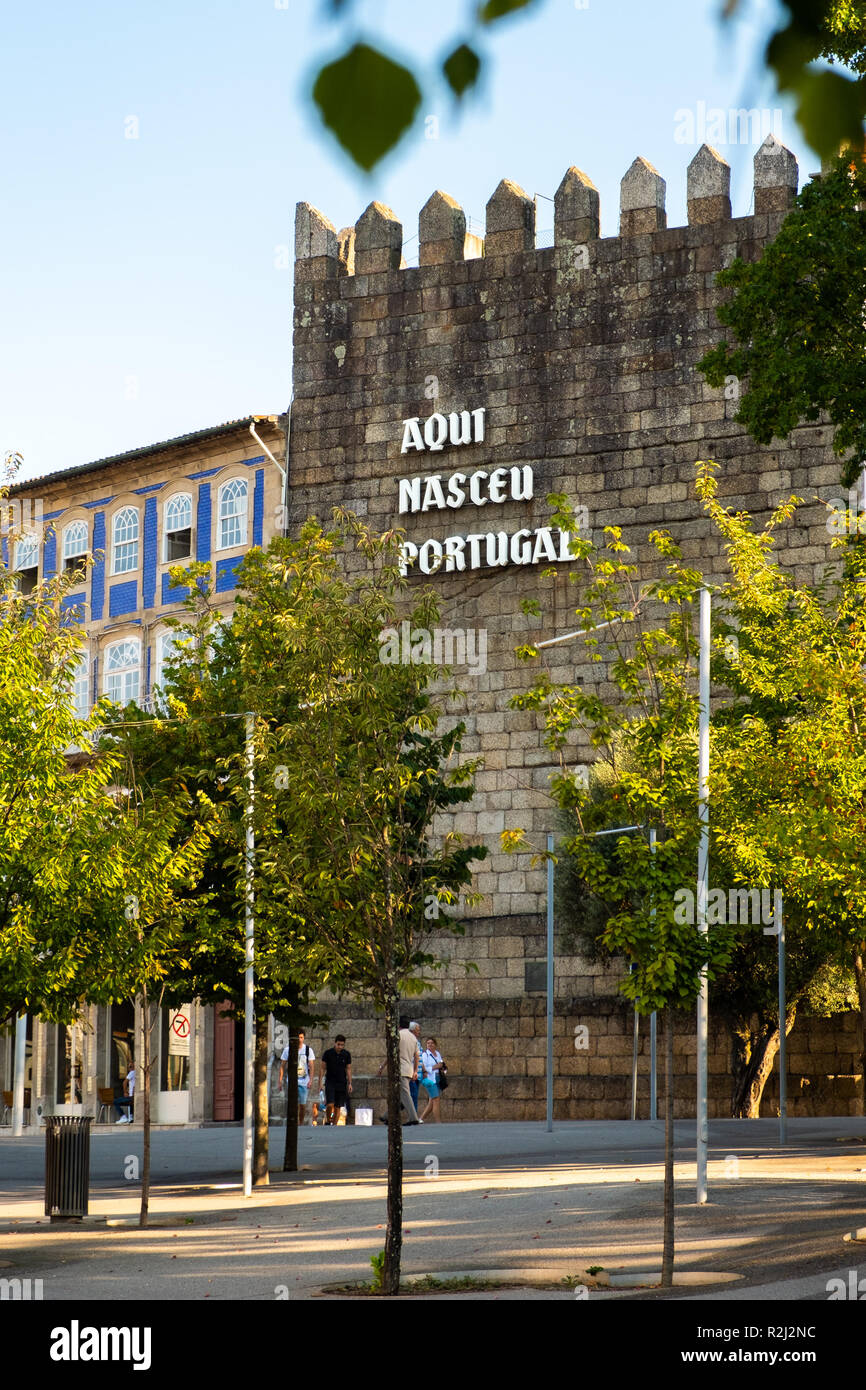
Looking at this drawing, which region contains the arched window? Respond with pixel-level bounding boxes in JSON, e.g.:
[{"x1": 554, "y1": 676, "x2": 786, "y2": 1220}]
[
  {"x1": 62, "y1": 520, "x2": 88, "y2": 575},
  {"x1": 154, "y1": 629, "x2": 187, "y2": 697},
  {"x1": 111, "y1": 507, "x2": 139, "y2": 575},
  {"x1": 218, "y1": 478, "x2": 248, "y2": 550},
  {"x1": 13, "y1": 534, "x2": 39, "y2": 595},
  {"x1": 14, "y1": 534, "x2": 38, "y2": 570},
  {"x1": 164, "y1": 494, "x2": 192, "y2": 561},
  {"x1": 104, "y1": 639, "x2": 140, "y2": 706}
]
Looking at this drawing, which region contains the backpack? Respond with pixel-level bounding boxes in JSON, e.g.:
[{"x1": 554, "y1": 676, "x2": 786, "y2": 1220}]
[{"x1": 297, "y1": 1044, "x2": 310, "y2": 1079}]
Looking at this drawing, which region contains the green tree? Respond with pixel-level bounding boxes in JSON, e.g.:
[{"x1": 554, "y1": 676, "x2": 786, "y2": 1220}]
[
  {"x1": 0, "y1": 507, "x2": 214, "y2": 1221},
  {"x1": 243, "y1": 514, "x2": 486, "y2": 1296},
  {"x1": 697, "y1": 462, "x2": 866, "y2": 1110},
  {"x1": 714, "y1": 922, "x2": 855, "y2": 1118},
  {"x1": 699, "y1": 153, "x2": 866, "y2": 488},
  {"x1": 0, "y1": 542, "x2": 125, "y2": 1025},
  {"x1": 556, "y1": 771, "x2": 854, "y2": 1120},
  {"x1": 104, "y1": 566, "x2": 328, "y2": 1181},
  {"x1": 503, "y1": 507, "x2": 732, "y2": 1288},
  {"x1": 83, "y1": 769, "x2": 213, "y2": 1227}
]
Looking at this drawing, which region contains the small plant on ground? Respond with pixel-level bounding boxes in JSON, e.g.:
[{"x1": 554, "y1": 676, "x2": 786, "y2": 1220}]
[{"x1": 369, "y1": 1250, "x2": 386, "y2": 1293}]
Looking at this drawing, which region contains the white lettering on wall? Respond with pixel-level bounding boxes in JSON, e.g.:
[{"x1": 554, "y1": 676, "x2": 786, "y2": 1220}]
[
  {"x1": 421, "y1": 475, "x2": 446, "y2": 511},
  {"x1": 393, "y1": 403, "x2": 580, "y2": 576},
  {"x1": 400, "y1": 417, "x2": 425, "y2": 454},
  {"x1": 398, "y1": 477, "x2": 422, "y2": 514},
  {"x1": 401, "y1": 407, "x2": 485, "y2": 454},
  {"x1": 400, "y1": 528, "x2": 578, "y2": 576},
  {"x1": 399, "y1": 465, "x2": 534, "y2": 515},
  {"x1": 423, "y1": 413, "x2": 449, "y2": 452}
]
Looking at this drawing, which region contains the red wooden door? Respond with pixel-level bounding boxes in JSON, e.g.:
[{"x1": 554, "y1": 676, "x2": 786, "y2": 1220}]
[{"x1": 212, "y1": 1003, "x2": 235, "y2": 1121}]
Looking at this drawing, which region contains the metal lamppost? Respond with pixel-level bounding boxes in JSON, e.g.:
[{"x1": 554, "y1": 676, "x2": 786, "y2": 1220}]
[
  {"x1": 243, "y1": 712, "x2": 255, "y2": 1197},
  {"x1": 772, "y1": 890, "x2": 787, "y2": 1144},
  {"x1": 696, "y1": 587, "x2": 710, "y2": 1204},
  {"x1": 12, "y1": 1012, "x2": 27, "y2": 1135}
]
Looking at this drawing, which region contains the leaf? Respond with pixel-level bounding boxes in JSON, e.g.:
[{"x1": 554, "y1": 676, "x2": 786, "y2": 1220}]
[
  {"x1": 312, "y1": 43, "x2": 422, "y2": 172},
  {"x1": 443, "y1": 43, "x2": 481, "y2": 99},
  {"x1": 789, "y1": 68, "x2": 866, "y2": 160},
  {"x1": 478, "y1": 0, "x2": 541, "y2": 22}
]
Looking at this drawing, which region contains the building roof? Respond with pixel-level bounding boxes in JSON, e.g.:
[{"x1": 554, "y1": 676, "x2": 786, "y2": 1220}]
[{"x1": 8, "y1": 415, "x2": 286, "y2": 494}]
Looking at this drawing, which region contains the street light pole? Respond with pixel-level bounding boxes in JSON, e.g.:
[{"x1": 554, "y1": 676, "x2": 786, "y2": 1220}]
[
  {"x1": 649, "y1": 827, "x2": 657, "y2": 1121},
  {"x1": 12, "y1": 1011, "x2": 27, "y2": 1136},
  {"x1": 243, "y1": 712, "x2": 255, "y2": 1198},
  {"x1": 775, "y1": 891, "x2": 787, "y2": 1145},
  {"x1": 696, "y1": 586, "x2": 711, "y2": 1205},
  {"x1": 546, "y1": 833, "x2": 554, "y2": 1133}
]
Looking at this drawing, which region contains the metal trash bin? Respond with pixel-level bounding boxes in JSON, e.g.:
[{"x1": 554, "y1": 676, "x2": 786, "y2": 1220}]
[{"x1": 44, "y1": 1116, "x2": 92, "y2": 1221}]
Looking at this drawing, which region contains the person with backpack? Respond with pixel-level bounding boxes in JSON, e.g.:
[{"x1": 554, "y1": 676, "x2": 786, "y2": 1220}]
[
  {"x1": 418, "y1": 1037, "x2": 447, "y2": 1123},
  {"x1": 279, "y1": 1031, "x2": 316, "y2": 1126}
]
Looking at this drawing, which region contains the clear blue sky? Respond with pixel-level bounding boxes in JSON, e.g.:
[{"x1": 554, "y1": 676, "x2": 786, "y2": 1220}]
[{"x1": 2, "y1": 0, "x2": 814, "y2": 484}]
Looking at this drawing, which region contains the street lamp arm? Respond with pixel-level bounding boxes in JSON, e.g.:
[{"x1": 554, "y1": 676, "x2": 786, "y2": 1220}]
[{"x1": 533, "y1": 596, "x2": 648, "y2": 650}]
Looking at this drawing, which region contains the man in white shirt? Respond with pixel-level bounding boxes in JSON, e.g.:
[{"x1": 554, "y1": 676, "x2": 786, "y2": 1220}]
[
  {"x1": 114, "y1": 1066, "x2": 135, "y2": 1124},
  {"x1": 378, "y1": 1015, "x2": 420, "y2": 1126},
  {"x1": 279, "y1": 1031, "x2": 316, "y2": 1126}
]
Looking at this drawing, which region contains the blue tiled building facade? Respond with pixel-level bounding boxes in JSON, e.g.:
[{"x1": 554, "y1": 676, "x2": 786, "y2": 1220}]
[
  {"x1": 7, "y1": 417, "x2": 285, "y2": 721},
  {"x1": 2, "y1": 416, "x2": 286, "y2": 1127}
]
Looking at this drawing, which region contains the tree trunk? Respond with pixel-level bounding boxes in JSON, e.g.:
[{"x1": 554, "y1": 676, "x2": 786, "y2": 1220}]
[
  {"x1": 730, "y1": 1005, "x2": 797, "y2": 1118},
  {"x1": 853, "y1": 945, "x2": 866, "y2": 1117},
  {"x1": 283, "y1": 1027, "x2": 299, "y2": 1172},
  {"x1": 139, "y1": 992, "x2": 152, "y2": 1230},
  {"x1": 661, "y1": 1005, "x2": 674, "y2": 1288},
  {"x1": 253, "y1": 1007, "x2": 269, "y2": 1186},
  {"x1": 382, "y1": 986, "x2": 403, "y2": 1296}
]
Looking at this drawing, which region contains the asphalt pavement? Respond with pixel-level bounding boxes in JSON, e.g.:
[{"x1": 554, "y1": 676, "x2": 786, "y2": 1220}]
[{"x1": 1, "y1": 1119, "x2": 865, "y2": 1301}]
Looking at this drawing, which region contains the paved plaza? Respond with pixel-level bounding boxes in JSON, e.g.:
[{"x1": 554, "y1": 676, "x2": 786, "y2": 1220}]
[{"x1": 2, "y1": 1119, "x2": 865, "y2": 1300}]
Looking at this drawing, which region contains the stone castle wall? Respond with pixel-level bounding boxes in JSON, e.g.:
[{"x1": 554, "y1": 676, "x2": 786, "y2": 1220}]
[
  {"x1": 285, "y1": 138, "x2": 859, "y2": 1119},
  {"x1": 279, "y1": 1000, "x2": 864, "y2": 1123}
]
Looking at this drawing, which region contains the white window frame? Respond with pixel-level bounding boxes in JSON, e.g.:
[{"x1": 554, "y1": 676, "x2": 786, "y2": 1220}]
[
  {"x1": 111, "y1": 507, "x2": 139, "y2": 576},
  {"x1": 71, "y1": 652, "x2": 90, "y2": 721},
  {"x1": 13, "y1": 534, "x2": 39, "y2": 572},
  {"x1": 103, "y1": 638, "x2": 141, "y2": 706},
  {"x1": 163, "y1": 493, "x2": 193, "y2": 562},
  {"x1": 62, "y1": 520, "x2": 88, "y2": 572},
  {"x1": 217, "y1": 478, "x2": 248, "y2": 551},
  {"x1": 154, "y1": 629, "x2": 188, "y2": 699}
]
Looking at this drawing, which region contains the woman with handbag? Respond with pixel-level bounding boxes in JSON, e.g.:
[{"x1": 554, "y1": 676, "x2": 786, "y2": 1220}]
[{"x1": 418, "y1": 1037, "x2": 446, "y2": 1123}]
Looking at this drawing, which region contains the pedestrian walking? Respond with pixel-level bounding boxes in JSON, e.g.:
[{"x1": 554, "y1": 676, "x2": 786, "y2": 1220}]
[
  {"x1": 409, "y1": 1022, "x2": 422, "y2": 1113},
  {"x1": 419, "y1": 1038, "x2": 446, "y2": 1123},
  {"x1": 278, "y1": 1031, "x2": 316, "y2": 1126},
  {"x1": 316, "y1": 1035, "x2": 352, "y2": 1126},
  {"x1": 377, "y1": 1016, "x2": 422, "y2": 1124}
]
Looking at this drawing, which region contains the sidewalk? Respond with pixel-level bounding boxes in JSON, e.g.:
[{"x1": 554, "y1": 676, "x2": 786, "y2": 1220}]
[{"x1": 2, "y1": 1120, "x2": 865, "y2": 1299}]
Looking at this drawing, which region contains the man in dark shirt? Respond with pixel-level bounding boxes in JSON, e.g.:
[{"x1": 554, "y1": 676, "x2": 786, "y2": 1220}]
[{"x1": 316, "y1": 1034, "x2": 353, "y2": 1126}]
